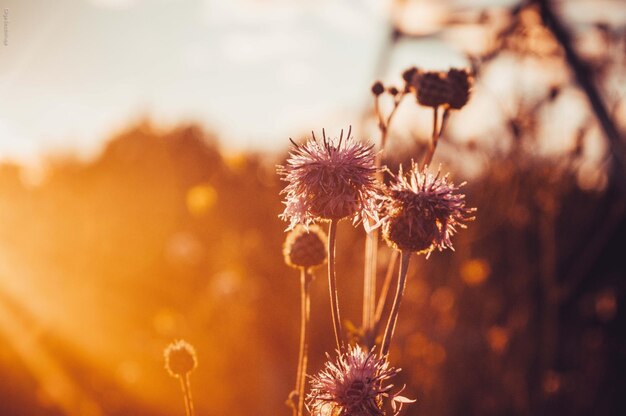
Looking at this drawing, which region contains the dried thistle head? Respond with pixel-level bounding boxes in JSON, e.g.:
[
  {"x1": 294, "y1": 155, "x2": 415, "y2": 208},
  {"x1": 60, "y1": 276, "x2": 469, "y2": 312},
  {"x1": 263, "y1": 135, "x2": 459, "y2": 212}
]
[
  {"x1": 278, "y1": 127, "x2": 380, "y2": 230},
  {"x1": 283, "y1": 224, "x2": 328, "y2": 269},
  {"x1": 164, "y1": 340, "x2": 197, "y2": 377},
  {"x1": 307, "y1": 345, "x2": 413, "y2": 416},
  {"x1": 382, "y1": 162, "x2": 476, "y2": 256},
  {"x1": 446, "y1": 68, "x2": 472, "y2": 110},
  {"x1": 413, "y1": 71, "x2": 449, "y2": 108}
]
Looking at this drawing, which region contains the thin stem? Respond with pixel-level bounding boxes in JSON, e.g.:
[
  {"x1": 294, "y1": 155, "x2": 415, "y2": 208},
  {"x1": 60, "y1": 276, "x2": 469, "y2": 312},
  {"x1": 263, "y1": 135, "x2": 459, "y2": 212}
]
[
  {"x1": 363, "y1": 230, "x2": 378, "y2": 343},
  {"x1": 328, "y1": 219, "x2": 343, "y2": 350},
  {"x1": 179, "y1": 374, "x2": 195, "y2": 416},
  {"x1": 295, "y1": 268, "x2": 312, "y2": 416},
  {"x1": 381, "y1": 250, "x2": 411, "y2": 357},
  {"x1": 363, "y1": 92, "x2": 407, "y2": 344},
  {"x1": 373, "y1": 249, "x2": 399, "y2": 339},
  {"x1": 423, "y1": 107, "x2": 439, "y2": 166},
  {"x1": 423, "y1": 107, "x2": 451, "y2": 167}
]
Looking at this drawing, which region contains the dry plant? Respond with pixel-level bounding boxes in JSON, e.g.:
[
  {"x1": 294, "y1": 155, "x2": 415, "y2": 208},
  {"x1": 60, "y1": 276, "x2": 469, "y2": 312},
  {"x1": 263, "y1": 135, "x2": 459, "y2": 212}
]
[{"x1": 277, "y1": 66, "x2": 475, "y2": 416}]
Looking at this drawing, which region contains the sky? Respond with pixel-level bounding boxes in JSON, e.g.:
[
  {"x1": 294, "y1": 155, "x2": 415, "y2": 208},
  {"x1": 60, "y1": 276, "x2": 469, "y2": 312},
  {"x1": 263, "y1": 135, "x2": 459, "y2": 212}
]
[
  {"x1": 0, "y1": 0, "x2": 485, "y2": 165},
  {"x1": 0, "y1": 0, "x2": 623, "y2": 166}
]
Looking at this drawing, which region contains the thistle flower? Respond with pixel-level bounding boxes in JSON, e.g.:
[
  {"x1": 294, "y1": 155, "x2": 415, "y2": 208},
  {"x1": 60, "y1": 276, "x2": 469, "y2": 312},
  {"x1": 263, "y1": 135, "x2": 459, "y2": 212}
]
[
  {"x1": 164, "y1": 339, "x2": 197, "y2": 378},
  {"x1": 283, "y1": 224, "x2": 328, "y2": 269},
  {"x1": 278, "y1": 128, "x2": 380, "y2": 230},
  {"x1": 307, "y1": 345, "x2": 413, "y2": 416},
  {"x1": 382, "y1": 162, "x2": 475, "y2": 256}
]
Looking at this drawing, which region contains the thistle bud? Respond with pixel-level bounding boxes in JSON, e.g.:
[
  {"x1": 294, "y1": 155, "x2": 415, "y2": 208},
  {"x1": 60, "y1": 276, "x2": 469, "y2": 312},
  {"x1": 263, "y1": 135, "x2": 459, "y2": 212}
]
[
  {"x1": 402, "y1": 67, "x2": 418, "y2": 84},
  {"x1": 447, "y1": 68, "x2": 472, "y2": 110},
  {"x1": 371, "y1": 81, "x2": 385, "y2": 96},
  {"x1": 283, "y1": 225, "x2": 327, "y2": 269},
  {"x1": 164, "y1": 340, "x2": 197, "y2": 377}
]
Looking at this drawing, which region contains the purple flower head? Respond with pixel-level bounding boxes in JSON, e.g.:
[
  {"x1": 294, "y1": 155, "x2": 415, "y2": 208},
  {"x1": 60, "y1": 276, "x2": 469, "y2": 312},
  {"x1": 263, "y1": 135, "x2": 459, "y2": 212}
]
[
  {"x1": 278, "y1": 127, "x2": 380, "y2": 230},
  {"x1": 382, "y1": 161, "x2": 475, "y2": 256},
  {"x1": 307, "y1": 345, "x2": 414, "y2": 416}
]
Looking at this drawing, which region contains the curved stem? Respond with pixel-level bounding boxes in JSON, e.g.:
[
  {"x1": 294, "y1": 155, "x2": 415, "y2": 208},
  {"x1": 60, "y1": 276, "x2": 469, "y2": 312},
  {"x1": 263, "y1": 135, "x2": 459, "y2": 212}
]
[
  {"x1": 295, "y1": 268, "x2": 312, "y2": 416},
  {"x1": 328, "y1": 219, "x2": 343, "y2": 350},
  {"x1": 381, "y1": 250, "x2": 411, "y2": 357}
]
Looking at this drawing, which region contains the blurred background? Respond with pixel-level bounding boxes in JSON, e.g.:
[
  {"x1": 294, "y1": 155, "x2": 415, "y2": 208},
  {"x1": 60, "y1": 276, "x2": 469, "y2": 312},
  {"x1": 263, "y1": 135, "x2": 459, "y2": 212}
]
[{"x1": 0, "y1": 0, "x2": 625, "y2": 415}]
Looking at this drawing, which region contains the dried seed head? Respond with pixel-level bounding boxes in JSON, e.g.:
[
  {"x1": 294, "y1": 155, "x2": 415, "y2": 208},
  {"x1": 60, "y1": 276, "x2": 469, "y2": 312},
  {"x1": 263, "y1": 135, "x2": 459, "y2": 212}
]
[
  {"x1": 283, "y1": 225, "x2": 328, "y2": 269},
  {"x1": 307, "y1": 345, "x2": 411, "y2": 416},
  {"x1": 446, "y1": 68, "x2": 472, "y2": 110},
  {"x1": 402, "y1": 67, "x2": 418, "y2": 84},
  {"x1": 164, "y1": 340, "x2": 197, "y2": 377},
  {"x1": 371, "y1": 81, "x2": 385, "y2": 96},
  {"x1": 278, "y1": 128, "x2": 381, "y2": 230},
  {"x1": 382, "y1": 162, "x2": 476, "y2": 256},
  {"x1": 385, "y1": 209, "x2": 438, "y2": 253},
  {"x1": 414, "y1": 71, "x2": 449, "y2": 108}
]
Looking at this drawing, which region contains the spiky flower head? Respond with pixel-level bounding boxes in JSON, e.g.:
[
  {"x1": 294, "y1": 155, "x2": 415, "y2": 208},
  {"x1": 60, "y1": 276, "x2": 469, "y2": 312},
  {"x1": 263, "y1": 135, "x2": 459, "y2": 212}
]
[
  {"x1": 278, "y1": 127, "x2": 380, "y2": 230},
  {"x1": 164, "y1": 340, "x2": 197, "y2": 378},
  {"x1": 307, "y1": 345, "x2": 413, "y2": 416},
  {"x1": 283, "y1": 224, "x2": 328, "y2": 269},
  {"x1": 382, "y1": 162, "x2": 475, "y2": 256}
]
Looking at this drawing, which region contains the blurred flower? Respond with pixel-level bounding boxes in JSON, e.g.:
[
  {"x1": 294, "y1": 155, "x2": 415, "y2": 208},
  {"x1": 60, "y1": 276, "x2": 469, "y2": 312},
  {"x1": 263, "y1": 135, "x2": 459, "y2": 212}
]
[
  {"x1": 414, "y1": 71, "x2": 450, "y2": 108},
  {"x1": 164, "y1": 340, "x2": 197, "y2": 378},
  {"x1": 382, "y1": 162, "x2": 475, "y2": 255},
  {"x1": 307, "y1": 345, "x2": 413, "y2": 416},
  {"x1": 409, "y1": 68, "x2": 472, "y2": 110},
  {"x1": 278, "y1": 128, "x2": 380, "y2": 230},
  {"x1": 446, "y1": 68, "x2": 472, "y2": 110},
  {"x1": 283, "y1": 224, "x2": 328, "y2": 269}
]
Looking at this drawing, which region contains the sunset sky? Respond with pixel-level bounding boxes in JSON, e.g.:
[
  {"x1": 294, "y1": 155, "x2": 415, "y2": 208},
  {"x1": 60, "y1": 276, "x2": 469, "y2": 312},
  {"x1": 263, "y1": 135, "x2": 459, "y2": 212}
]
[
  {"x1": 0, "y1": 0, "x2": 623, "y2": 164},
  {"x1": 0, "y1": 0, "x2": 482, "y2": 164}
]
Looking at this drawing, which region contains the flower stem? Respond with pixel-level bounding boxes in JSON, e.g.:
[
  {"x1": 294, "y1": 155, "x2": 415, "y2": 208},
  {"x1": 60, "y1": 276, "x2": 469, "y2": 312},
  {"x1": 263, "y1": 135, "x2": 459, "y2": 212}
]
[
  {"x1": 423, "y1": 107, "x2": 450, "y2": 167},
  {"x1": 295, "y1": 268, "x2": 312, "y2": 416},
  {"x1": 362, "y1": 232, "x2": 376, "y2": 344},
  {"x1": 328, "y1": 219, "x2": 343, "y2": 350},
  {"x1": 372, "y1": 249, "x2": 399, "y2": 338},
  {"x1": 381, "y1": 250, "x2": 411, "y2": 357},
  {"x1": 179, "y1": 373, "x2": 195, "y2": 416},
  {"x1": 363, "y1": 92, "x2": 406, "y2": 345}
]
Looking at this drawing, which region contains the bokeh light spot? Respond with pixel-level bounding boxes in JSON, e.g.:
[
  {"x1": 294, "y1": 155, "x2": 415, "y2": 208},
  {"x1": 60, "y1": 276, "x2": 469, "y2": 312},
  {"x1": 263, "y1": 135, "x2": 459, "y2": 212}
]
[
  {"x1": 460, "y1": 258, "x2": 491, "y2": 287},
  {"x1": 186, "y1": 184, "x2": 217, "y2": 216}
]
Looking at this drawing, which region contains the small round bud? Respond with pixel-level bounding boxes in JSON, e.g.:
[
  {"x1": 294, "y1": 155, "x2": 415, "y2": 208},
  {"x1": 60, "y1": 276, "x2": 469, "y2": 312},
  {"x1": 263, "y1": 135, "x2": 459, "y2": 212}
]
[
  {"x1": 402, "y1": 67, "x2": 418, "y2": 84},
  {"x1": 283, "y1": 225, "x2": 327, "y2": 269},
  {"x1": 415, "y1": 71, "x2": 449, "y2": 108},
  {"x1": 548, "y1": 85, "x2": 560, "y2": 101},
  {"x1": 388, "y1": 86, "x2": 399, "y2": 96},
  {"x1": 447, "y1": 68, "x2": 472, "y2": 109},
  {"x1": 371, "y1": 81, "x2": 385, "y2": 96},
  {"x1": 164, "y1": 340, "x2": 197, "y2": 377}
]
